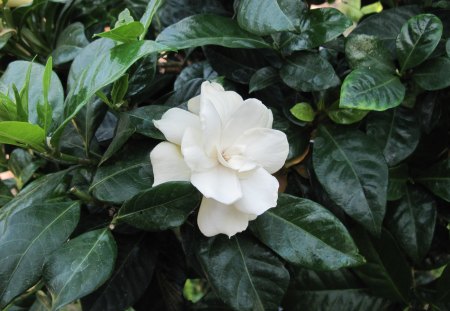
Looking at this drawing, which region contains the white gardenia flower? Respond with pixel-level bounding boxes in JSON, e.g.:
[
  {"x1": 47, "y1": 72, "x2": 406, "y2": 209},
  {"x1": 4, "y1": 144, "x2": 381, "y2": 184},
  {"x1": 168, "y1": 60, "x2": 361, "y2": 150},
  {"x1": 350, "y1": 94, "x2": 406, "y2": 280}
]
[{"x1": 150, "y1": 81, "x2": 289, "y2": 237}]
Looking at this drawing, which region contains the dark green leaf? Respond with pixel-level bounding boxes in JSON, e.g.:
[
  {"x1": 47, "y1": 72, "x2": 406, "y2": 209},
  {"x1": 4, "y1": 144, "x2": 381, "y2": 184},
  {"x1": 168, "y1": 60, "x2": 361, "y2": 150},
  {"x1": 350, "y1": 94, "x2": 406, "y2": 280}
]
[
  {"x1": 127, "y1": 105, "x2": 170, "y2": 139},
  {"x1": 340, "y1": 68, "x2": 405, "y2": 111},
  {"x1": 8, "y1": 148, "x2": 42, "y2": 189},
  {"x1": 52, "y1": 40, "x2": 169, "y2": 148},
  {"x1": 91, "y1": 147, "x2": 153, "y2": 204},
  {"x1": 366, "y1": 107, "x2": 420, "y2": 166},
  {"x1": 312, "y1": 125, "x2": 388, "y2": 236},
  {"x1": 81, "y1": 233, "x2": 157, "y2": 311},
  {"x1": 100, "y1": 114, "x2": 136, "y2": 165},
  {"x1": 352, "y1": 229, "x2": 412, "y2": 303},
  {"x1": 345, "y1": 34, "x2": 395, "y2": 72},
  {"x1": 0, "y1": 61, "x2": 64, "y2": 128},
  {"x1": 437, "y1": 264, "x2": 450, "y2": 301},
  {"x1": 413, "y1": 57, "x2": 450, "y2": 90},
  {"x1": 387, "y1": 164, "x2": 408, "y2": 201},
  {"x1": 174, "y1": 61, "x2": 218, "y2": 91},
  {"x1": 52, "y1": 23, "x2": 90, "y2": 65},
  {"x1": 280, "y1": 52, "x2": 340, "y2": 92},
  {"x1": 249, "y1": 67, "x2": 279, "y2": 93},
  {"x1": 111, "y1": 74, "x2": 129, "y2": 105},
  {"x1": 38, "y1": 57, "x2": 53, "y2": 134},
  {"x1": 43, "y1": 229, "x2": 117, "y2": 311},
  {"x1": 237, "y1": 0, "x2": 305, "y2": 35},
  {"x1": 0, "y1": 122, "x2": 47, "y2": 152},
  {"x1": 327, "y1": 102, "x2": 369, "y2": 125},
  {"x1": 446, "y1": 38, "x2": 450, "y2": 57},
  {"x1": 290, "y1": 102, "x2": 315, "y2": 122},
  {"x1": 118, "y1": 182, "x2": 201, "y2": 231},
  {"x1": 278, "y1": 8, "x2": 352, "y2": 53},
  {"x1": 0, "y1": 181, "x2": 13, "y2": 207},
  {"x1": 197, "y1": 234, "x2": 289, "y2": 311},
  {"x1": 156, "y1": 14, "x2": 271, "y2": 49},
  {"x1": 96, "y1": 22, "x2": 145, "y2": 43},
  {"x1": 139, "y1": 0, "x2": 163, "y2": 40},
  {"x1": 251, "y1": 194, "x2": 363, "y2": 269},
  {"x1": 0, "y1": 201, "x2": 80, "y2": 308},
  {"x1": 396, "y1": 14, "x2": 443, "y2": 73},
  {"x1": 386, "y1": 185, "x2": 436, "y2": 263},
  {"x1": 414, "y1": 158, "x2": 450, "y2": 202}
]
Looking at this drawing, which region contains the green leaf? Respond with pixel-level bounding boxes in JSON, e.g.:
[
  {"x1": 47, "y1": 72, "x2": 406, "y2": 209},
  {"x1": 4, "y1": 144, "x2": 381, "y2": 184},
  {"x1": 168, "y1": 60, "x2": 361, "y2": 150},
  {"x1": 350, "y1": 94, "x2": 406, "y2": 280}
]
[
  {"x1": 446, "y1": 38, "x2": 450, "y2": 57},
  {"x1": 51, "y1": 40, "x2": 169, "y2": 148},
  {"x1": 8, "y1": 148, "x2": 42, "y2": 189},
  {"x1": 52, "y1": 23, "x2": 89, "y2": 65},
  {"x1": 414, "y1": 158, "x2": 450, "y2": 202},
  {"x1": 111, "y1": 74, "x2": 129, "y2": 105},
  {"x1": 437, "y1": 264, "x2": 450, "y2": 301},
  {"x1": 127, "y1": 105, "x2": 170, "y2": 139},
  {"x1": 39, "y1": 57, "x2": 53, "y2": 134},
  {"x1": 0, "y1": 61, "x2": 64, "y2": 128},
  {"x1": 387, "y1": 164, "x2": 408, "y2": 201},
  {"x1": 100, "y1": 114, "x2": 135, "y2": 165},
  {"x1": 413, "y1": 57, "x2": 450, "y2": 91},
  {"x1": 249, "y1": 67, "x2": 279, "y2": 93},
  {"x1": 197, "y1": 234, "x2": 289, "y2": 311},
  {"x1": 237, "y1": 0, "x2": 305, "y2": 35},
  {"x1": 81, "y1": 233, "x2": 157, "y2": 311},
  {"x1": 115, "y1": 8, "x2": 135, "y2": 27},
  {"x1": 91, "y1": 147, "x2": 153, "y2": 204},
  {"x1": 0, "y1": 201, "x2": 80, "y2": 308},
  {"x1": 340, "y1": 68, "x2": 405, "y2": 111},
  {"x1": 251, "y1": 194, "x2": 364, "y2": 269},
  {"x1": 327, "y1": 102, "x2": 369, "y2": 125},
  {"x1": 345, "y1": 34, "x2": 395, "y2": 72},
  {"x1": 0, "y1": 92, "x2": 17, "y2": 121},
  {"x1": 43, "y1": 229, "x2": 117, "y2": 311},
  {"x1": 156, "y1": 14, "x2": 271, "y2": 49},
  {"x1": 366, "y1": 107, "x2": 420, "y2": 166},
  {"x1": 139, "y1": 0, "x2": 163, "y2": 40},
  {"x1": 280, "y1": 52, "x2": 340, "y2": 92},
  {"x1": 278, "y1": 8, "x2": 352, "y2": 53},
  {"x1": 118, "y1": 182, "x2": 201, "y2": 231},
  {"x1": 290, "y1": 102, "x2": 315, "y2": 122},
  {"x1": 386, "y1": 185, "x2": 436, "y2": 263},
  {"x1": 0, "y1": 181, "x2": 13, "y2": 207},
  {"x1": 312, "y1": 125, "x2": 388, "y2": 236},
  {"x1": 352, "y1": 229, "x2": 412, "y2": 303},
  {"x1": 96, "y1": 22, "x2": 145, "y2": 43},
  {"x1": 0, "y1": 121, "x2": 46, "y2": 152},
  {"x1": 396, "y1": 14, "x2": 443, "y2": 73}
]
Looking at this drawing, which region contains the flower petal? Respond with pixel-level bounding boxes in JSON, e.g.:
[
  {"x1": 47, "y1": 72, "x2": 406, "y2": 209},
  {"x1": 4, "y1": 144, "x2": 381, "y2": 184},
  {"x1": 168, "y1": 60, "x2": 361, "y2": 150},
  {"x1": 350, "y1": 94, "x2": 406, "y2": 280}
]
[
  {"x1": 221, "y1": 98, "x2": 273, "y2": 148},
  {"x1": 197, "y1": 197, "x2": 252, "y2": 237},
  {"x1": 191, "y1": 165, "x2": 242, "y2": 205},
  {"x1": 181, "y1": 127, "x2": 217, "y2": 172},
  {"x1": 187, "y1": 95, "x2": 200, "y2": 115},
  {"x1": 153, "y1": 108, "x2": 200, "y2": 145},
  {"x1": 232, "y1": 128, "x2": 289, "y2": 174},
  {"x1": 234, "y1": 167, "x2": 279, "y2": 215},
  {"x1": 150, "y1": 142, "x2": 191, "y2": 186}
]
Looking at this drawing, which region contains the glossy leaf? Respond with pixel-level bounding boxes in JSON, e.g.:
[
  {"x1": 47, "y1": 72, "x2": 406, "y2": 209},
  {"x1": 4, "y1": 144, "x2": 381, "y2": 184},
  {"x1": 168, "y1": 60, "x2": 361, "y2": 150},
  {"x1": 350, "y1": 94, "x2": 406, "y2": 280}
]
[
  {"x1": 8, "y1": 148, "x2": 42, "y2": 189},
  {"x1": 91, "y1": 147, "x2": 153, "y2": 204},
  {"x1": 140, "y1": 0, "x2": 163, "y2": 40},
  {"x1": 414, "y1": 159, "x2": 450, "y2": 202},
  {"x1": 197, "y1": 234, "x2": 289, "y2": 311},
  {"x1": 118, "y1": 182, "x2": 201, "y2": 231},
  {"x1": 345, "y1": 34, "x2": 395, "y2": 72},
  {"x1": 0, "y1": 121, "x2": 47, "y2": 152},
  {"x1": 249, "y1": 67, "x2": 279, "y2": 93},
  {"x1": 126, "y1": 105, "x2": 170, "y2": 139},
  {"x1": 366, "y1": 107, "x2": 420, "y2": 166},
  {"x1": 290, "y1": 102, "x2": 315, "y2": 122},
  {"x1": 327, "y1": 102, "x2": 369, "y2": 125},
  {"x1": 352, "y1": 229, "x2": 412, "y2": 303},
  {"x1": 0, "y1": 61, "x2": 64, "y2": 128},
  {"x1": 44, "y1": 229, "x2": 117, "y2": 311},
  {"x1": 156, "y1": 14, "x2": 271, "y2": 49},
  {"x1": 340, "y1": 68, "x2": 405, "y2": 111},
  {"x1": 396, "y1": 14, "x2": 443, "y2": 72},
  {"x1": 386, "y1": 185, "x2": 436, "y2": 263},
  {"x1": 312, "y1": 125, "x2": 388, "y2": 236},
  {"x1": 0, "y1": 201, "x2": 80, "y2": 308},
  {"x1": 52, "y1": 23, "x2": 89, "y2": 65},
  {"x1": 251, "y1": 194, "x2": 364, "y2": 269},
  {"x1": 387, "y1": 164, "x2": 408, "y2": 201},
  {"x1": 96, "y1": 22, "x2": 145, "y2": 43},
  {"x1": 100, "y1": 114, "x2": 136, "y2": 165},
  {"x1": 278, "y1": 8, "x2": 352, "y2": 53},
  {"x1": 81, "y1": 233, "x2": 157, "y2": 311},
  {"x1": 413, "y1": 57, "x2": 450, "y2": 91},
  {"x1": 51, "y1": 40, "x2": 170, "y2": 148},
  {"x1": 237, "y1": 0, "x2": 305, "y2": 35},
  {"x1": 280, "y1": 52, "x2": 340, "y2": 92}
]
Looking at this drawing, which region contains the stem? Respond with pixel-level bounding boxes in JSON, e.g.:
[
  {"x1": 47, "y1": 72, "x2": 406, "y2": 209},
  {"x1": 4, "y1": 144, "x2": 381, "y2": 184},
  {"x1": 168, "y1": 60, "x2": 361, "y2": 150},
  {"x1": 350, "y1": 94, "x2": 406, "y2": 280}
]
[{"x1": 69, "y1": 186, "x2": 93, "y2": 202}]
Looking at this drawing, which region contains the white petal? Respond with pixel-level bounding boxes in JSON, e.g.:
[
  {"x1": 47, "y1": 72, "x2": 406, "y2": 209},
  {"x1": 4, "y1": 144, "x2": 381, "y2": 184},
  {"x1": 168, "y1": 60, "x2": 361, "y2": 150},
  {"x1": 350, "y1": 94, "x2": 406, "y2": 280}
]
[
  {"x1": 234, "y1": 167, "x2": 279, "y2": 215},
  {"x1": 221, "y1": 98, "x2": 273, "y2": 148},
  {"x1": 232, "y1": 128, "x2": 289, "y2": 174},
  {"x1": 181, "y1": 127, "x2": 217, "y2": 172},
  {"x1": 150, "y1": 142, "x2": 191, "y2": 186},
  {"x1": 187, "y1": 95, "x2": 200, "y2": 115},
  {"x1": 153, "y1": 108, "x2": 200, "y2": 145},
  {"x1": 197, "y1": 197, "x2": 251, "y2": 237},
  {"x1": 191, "y1": 165, "x2": 242, "y2": 205}
]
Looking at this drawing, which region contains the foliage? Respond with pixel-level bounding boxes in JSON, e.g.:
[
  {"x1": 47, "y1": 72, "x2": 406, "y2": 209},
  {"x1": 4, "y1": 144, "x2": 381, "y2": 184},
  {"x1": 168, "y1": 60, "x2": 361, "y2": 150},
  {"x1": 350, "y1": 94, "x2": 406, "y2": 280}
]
[{"x1": 0, "y1": 0, "x2": 449, "y2": 310}]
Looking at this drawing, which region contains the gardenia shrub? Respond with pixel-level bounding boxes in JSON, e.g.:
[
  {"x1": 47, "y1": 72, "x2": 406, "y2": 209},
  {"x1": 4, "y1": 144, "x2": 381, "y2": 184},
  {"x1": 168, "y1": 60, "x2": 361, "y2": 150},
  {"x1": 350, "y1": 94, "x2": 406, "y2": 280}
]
[{"x1": 0, "y1": 0, "x2": 449, "y2": 310}]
